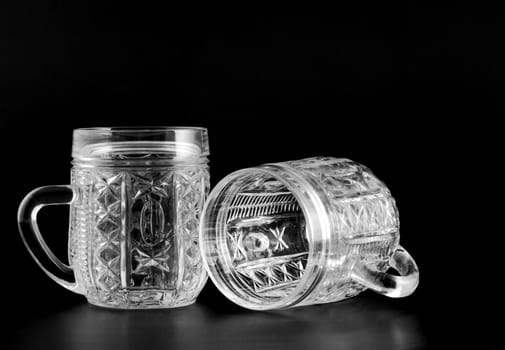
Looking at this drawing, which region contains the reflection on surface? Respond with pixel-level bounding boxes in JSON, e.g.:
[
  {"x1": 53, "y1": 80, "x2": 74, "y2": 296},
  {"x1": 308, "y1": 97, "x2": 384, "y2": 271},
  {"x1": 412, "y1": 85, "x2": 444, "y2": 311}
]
[{"x1": 8, "y1": 295, "x2": 425, "y2": 350}]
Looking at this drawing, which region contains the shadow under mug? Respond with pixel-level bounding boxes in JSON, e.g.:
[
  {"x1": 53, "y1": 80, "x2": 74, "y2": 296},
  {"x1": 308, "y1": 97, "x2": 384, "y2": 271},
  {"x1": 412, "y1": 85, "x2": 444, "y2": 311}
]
[
  {"x1": 18, "y1": 127, "x2": 210, "y2": 309},
  {"x1": 200, "y1": 157, "x2": 419, "y2": 310}
]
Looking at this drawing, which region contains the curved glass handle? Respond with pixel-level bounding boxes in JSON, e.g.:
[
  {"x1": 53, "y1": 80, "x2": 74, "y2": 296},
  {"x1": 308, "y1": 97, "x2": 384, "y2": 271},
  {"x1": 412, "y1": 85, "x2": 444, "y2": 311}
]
[
  {"x1": 351, "y1": 246, "x2": 419, "y2": 298},
  {"x1": 17, "y1": 185, "x2": 81, "y2": 293}
]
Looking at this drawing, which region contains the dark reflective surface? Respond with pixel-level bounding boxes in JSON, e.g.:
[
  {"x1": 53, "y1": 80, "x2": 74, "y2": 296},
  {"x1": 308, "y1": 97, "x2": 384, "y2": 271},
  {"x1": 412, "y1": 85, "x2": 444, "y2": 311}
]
[
  {"x1": 7, "y1": 294, "x2": 426, "y2": 350},
  {"x1": 4, "y1": 6, "x2": 505, "y2": 350}
]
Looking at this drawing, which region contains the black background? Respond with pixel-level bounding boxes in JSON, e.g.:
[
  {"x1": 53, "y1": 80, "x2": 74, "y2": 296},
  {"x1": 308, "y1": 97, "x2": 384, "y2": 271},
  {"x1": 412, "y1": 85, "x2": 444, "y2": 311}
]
[{"x1": 2, "y1": 3, "x2": 504, "y2": 350}]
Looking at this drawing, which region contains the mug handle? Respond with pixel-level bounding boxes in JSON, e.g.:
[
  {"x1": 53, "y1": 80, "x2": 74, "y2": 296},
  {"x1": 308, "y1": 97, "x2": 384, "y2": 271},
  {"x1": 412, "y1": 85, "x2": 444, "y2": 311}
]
[
  {"x1": 17, "y1": 185, "x2": 82, "y2": 293},
  {"x1": 351, "y1": 246, "x2": 419, "y2": 298}
]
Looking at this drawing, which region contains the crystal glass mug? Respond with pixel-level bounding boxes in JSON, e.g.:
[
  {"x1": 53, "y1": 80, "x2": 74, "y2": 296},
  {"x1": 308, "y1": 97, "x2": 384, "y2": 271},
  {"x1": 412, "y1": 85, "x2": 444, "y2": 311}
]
[
  {"x1": 200, "y1": 157, "x2": 419, "y2": 310},
  {"x1": 18, "y1": 127, "x2": 210, "y2": 309}
]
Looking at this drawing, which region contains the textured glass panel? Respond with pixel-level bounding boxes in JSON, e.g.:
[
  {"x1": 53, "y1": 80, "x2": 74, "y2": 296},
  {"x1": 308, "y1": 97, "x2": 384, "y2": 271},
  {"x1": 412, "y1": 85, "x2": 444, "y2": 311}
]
[{"x1": 69, "y1": 166, "x2": 209, "y2": 308}]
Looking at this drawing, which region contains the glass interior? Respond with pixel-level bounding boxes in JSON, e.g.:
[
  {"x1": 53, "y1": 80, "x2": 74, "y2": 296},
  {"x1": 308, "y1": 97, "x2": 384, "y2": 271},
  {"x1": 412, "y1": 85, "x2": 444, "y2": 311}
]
[{"x1": 219, "y1": 173, "x2": 309, "y2": 301}]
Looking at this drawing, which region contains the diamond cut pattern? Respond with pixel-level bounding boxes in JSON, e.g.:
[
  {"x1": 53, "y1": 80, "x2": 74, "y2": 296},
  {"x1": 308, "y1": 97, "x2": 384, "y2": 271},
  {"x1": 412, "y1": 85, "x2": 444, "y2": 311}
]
[
  {"x1": 94, "y1": 172, "x2": 123, "y2": 295},
  {"x1": 175, "y1": 168, "x2": 209, "y2": 291}
]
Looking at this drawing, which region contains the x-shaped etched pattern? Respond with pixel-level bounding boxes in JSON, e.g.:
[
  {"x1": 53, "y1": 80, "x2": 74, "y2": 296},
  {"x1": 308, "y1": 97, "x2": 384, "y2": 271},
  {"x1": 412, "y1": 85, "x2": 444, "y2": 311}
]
[
  {"x1": 129, "y1": 171, "x2": 174, "y2": 288},
  {"x1": 94, "y1": 172, "x2": 124, "y2": 294},
  {"x1": 285, "y1": 157, "x2": 398, "y2": 238},
  {"x1": 92, "y1": 168, "x2": 209, "y2": 295},
  {"x1": 227, "y1": 226, "x2": 289, "y2": 264},
  {"x1": 174, "y1": 168, "x2": 209, "y2": 291}
]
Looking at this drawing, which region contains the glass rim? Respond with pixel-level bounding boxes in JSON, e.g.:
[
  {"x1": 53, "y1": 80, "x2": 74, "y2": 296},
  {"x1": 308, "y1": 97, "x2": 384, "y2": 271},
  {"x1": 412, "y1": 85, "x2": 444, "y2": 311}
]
[
  {"x1": 72, "y1": 126, "x2": 209, "y2": 163},
  {"x1": 74, "y1": 126, "x2": 208, "y2": 133},
  {"x1": 200, "y1": 165, "x2": 330, "y2": 310}
]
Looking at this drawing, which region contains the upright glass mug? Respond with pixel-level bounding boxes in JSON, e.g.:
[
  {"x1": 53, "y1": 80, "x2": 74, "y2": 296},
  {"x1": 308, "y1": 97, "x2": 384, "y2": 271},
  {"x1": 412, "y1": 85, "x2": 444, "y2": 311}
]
[
  {"x1": 18, "y1": 127, "x2": 210, "y2": 309},
  {"x1": 200, "y1": 157, "x2": 419, "y2": 310}
]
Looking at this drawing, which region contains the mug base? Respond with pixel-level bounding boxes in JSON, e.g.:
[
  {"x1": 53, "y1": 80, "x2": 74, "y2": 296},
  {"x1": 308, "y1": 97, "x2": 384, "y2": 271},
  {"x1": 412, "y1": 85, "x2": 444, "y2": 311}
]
[
  {"x1": 87, "y1": 298, "x2": 196, "y2": 310},
  {"x1": 86, "y1": 290, "x2": 198, "y2": 309}
]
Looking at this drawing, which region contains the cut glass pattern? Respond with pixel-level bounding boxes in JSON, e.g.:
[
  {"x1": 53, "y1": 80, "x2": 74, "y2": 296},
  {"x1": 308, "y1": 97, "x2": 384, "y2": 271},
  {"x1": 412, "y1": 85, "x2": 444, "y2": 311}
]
[
  {"x1": 289, "y1": 158, "x2": 399, "y2": 305},
  {"x1": 225, "y1": 184, "x2": 309, "y2": 298},
  {"x1": 69, "y1": 165, "x2": 209, "y2": 308},
  {"x1": 216, "y1": 157, "x2": 398, "y2": 306}
]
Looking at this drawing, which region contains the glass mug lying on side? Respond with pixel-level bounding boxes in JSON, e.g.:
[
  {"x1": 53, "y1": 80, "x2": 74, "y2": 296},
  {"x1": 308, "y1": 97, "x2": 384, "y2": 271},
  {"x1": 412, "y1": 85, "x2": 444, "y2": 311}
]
[
  {"x1": 200, "y1": 157, "x2": 419, "y2": 310},
  {"x1": 18, "y1": 127, "x2": 210, "y2": 309}
]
